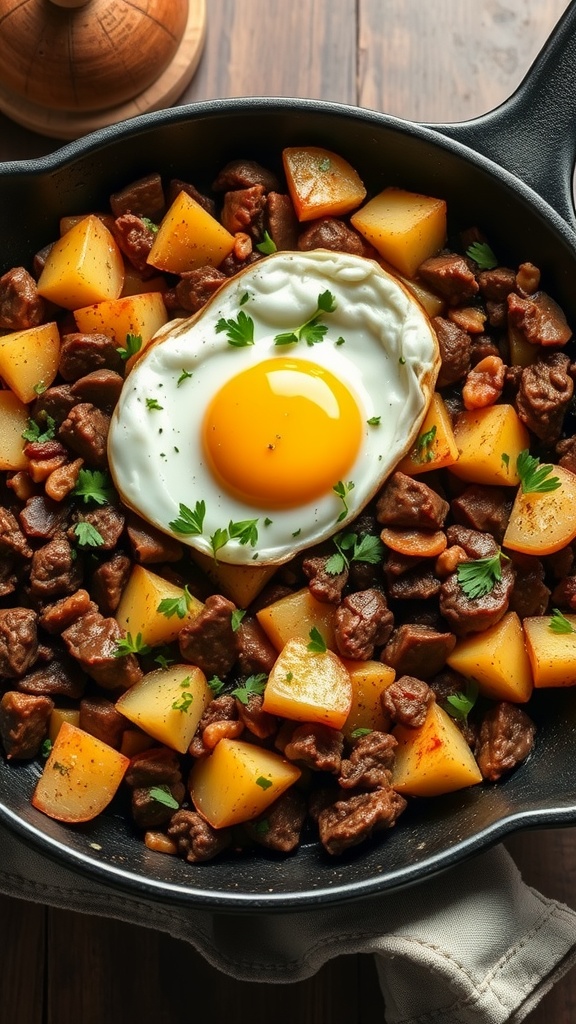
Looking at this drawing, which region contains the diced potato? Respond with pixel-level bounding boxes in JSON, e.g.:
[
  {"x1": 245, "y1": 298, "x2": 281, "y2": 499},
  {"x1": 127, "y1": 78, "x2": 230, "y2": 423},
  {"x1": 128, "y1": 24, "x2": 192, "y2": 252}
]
[
  {"x1": 262, "y1": 637, "x2": 352, "y2": 729},
  {"x1": 503, "y1": 464, "x2": 576, "y2": 556},
  {"x1": 282, "y1": 146, "x2": 367, "y2": 221},
  {"x1": 32, "y1": 722, "x2": 129, "y2": 823},
  {"x1": 447, "y1": 611, "x2": 533, "y2": 703},
  {"x1": 121, "y1": 264, "x2": 168, "y2": 298},
  {"x1": 120, "y1": 728, "x2": 156, "y2": 758},
  {"x1": 0, "y1": 390, "x2": 29, "y2": 470},
  {"x1": 74, "y1": 291, "x2": 168, "y2": 371},
  {"x1": 392, "y1": 702, "x2": 482, "y2": 797},
  {"x1": 524, "y1": 614, "x2": 576, "y2": 687},
  {"x1": 450, "y1": 404, "x2": 529, "y2": 486},
  {"x1": 341, "y1": 659, "x2": 395, "y2": 739},
  {"x1": 256, "y1": 587, "x2": 337, "y2": 652},
  {"x1": 147, "y1": 191, "x2": 235, "y2": 274},
  {"x1": 508, "y1": 325, "x2": 538, "y2": 368},
  {"x1": 115, "y1": 564, "x2": 204, "y2": 646},
  {"x1": 116, "y1": 664, "x2": 211, "y2": 753},
  {"x1": 189, "y1": 738, "x2": 301, "y2": 828},
  {"x1": 37, "y1": 215, "x2": 124, "y2": 310},
  {"x1": 48, "y1": 707, "x2": 80, "y2": 745},
  {"x1": 351, "y1": 187, "x2": 447, "y2": 278},
  {"x1": 0, "y1": 321, "x2": 60, "y2": 404},
  {"x1": 190, "y1": 548, "x2": 277, "y2": 607},
  {"x1": 60, "y1": 212, "x2": 115, "y2": 235},
  {"x1": 396, "y1": 392, "x2": 459, "y2": 475}
]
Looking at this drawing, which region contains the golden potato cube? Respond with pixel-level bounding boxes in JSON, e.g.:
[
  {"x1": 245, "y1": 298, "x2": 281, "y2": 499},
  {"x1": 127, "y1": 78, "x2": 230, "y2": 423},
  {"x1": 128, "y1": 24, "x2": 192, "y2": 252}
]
[
  {"x1": 190, "y1": 549, "x2": 277, "y2": 608},
  {"x1": 189, "y1": 738, "x2": 301, "y2": 828},
  {"x1": 450, "y1": 404, "x2": 529, "y2": 486},
  {"x1": 37, "y1": 215, "x2": 124, "y2": 310},
  {"x1": 351, "y1": 187, "x2": 447, "y2": 278},
  {"x1": 503, "y1": 464, "x2": 576, "y2": 557},
  {"x1": 115, "y1": 564, "x2": 204, "y2": 647},
  {"x1": 392, "y1": 702, "x2": 482, "y2": 797},
  {"x1": 263, "y1": 637, "x2": 352, "y2": 729},
  {"x1": 48, "y1": 707, "x2": 80, "y2": 745},
  {"x1": 0, "y1": 321, "x2": 60, "y2": 404},
  {"x1": 116, "y1": 664, "x2": 211, "y2": 753},
  {"x1": 147, "y1": 191, "x2": 235, "y2": 274},
  {"x1": 447, "y1": 611, "x2": 533, "y2": 703},
  {"x1": 256, "y1": 587, "x2": 337, "y2": 652},
  {"x1": 282, "y1": 146, "x2": 367, "y2": 221},
  {"x1": 74, "y1": 291, "x2": 168, "y2": 371},
  {"x1": 0, "y1": 390, "x2": 29, "y2": 470},
  {"x1": 508, "y1": 325, "x2": 538, "y2": 368},
  {"x1": 396, "y1": 392, "x2": 459, "y2": 475},
  {"x1": 524, "y1": 614, "x2": 576, "y2": 687},
  {"x1": 341, "y1": 659, "x2": 395, "y2": 739}
]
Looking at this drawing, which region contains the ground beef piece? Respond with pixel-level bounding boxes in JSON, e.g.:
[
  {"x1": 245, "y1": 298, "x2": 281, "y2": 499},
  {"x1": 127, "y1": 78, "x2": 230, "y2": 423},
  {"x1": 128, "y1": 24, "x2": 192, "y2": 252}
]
[
  {"x1": 477, "y1": 266, "x2": 516, "y2": 300},
  {"x1": 0, "y1": 266, "x2": 45, "y2": 329},
  {"x1": 0, "y1": 556, "x2": 19, "y2": 598},
  {"x1": 70, "y1": 504, "x2": 125, "y2": 550},
  {"x1": 376, "y1": 472, "x2": 449, "y2": 530},
  {"x1": 303, "y1": 554, "x2": 349, "y2": 604},
  {"x1": 450, "y1": 485, "x2": 513, "y2": 545},
  {"x1": 382, "y1": 625, "x2": 455, "y2": 679},
  {"x1": 236, "y1": 616, "x2": 278, "y2": 676},
  {"x1": 418, "y1": 254, "x2": 479, "y2": 305},
  {"x1": 381, "y1": 675, "x2": 435, "y2": 728},
  {"x1": 338, "y1": 731, "x2": 397, "y2": 789},
  {"x1": 39, "y1": 589, "x2": 97, "y2": 634},
  {"x1": 175, "y1": 266, "x2": 226, "y2": 313},
  {"x1": 59, "y1": 403, "x2": 111, "y2": 468},
  {"x1": 298, "y1": 216, "x2": 367, "y2": 256},
  {"x1": 125, "y1": 746, "x2": 183, "y2": 789},
  {"x1": 265, "y1": 192, "x2": 299, "y2": 250},
  {"x1": 507, "y1": 290, "x2": 572, "y2": 347},
  {"x1": 130, "y1": 786, "x2": 183, "y2": 830},
  {"x1": 178, "y1": 594, "x2": 239, "y2": 678},
  {"x1": 245, "y1": 788, "x2": 307, "y2": 852},
  {"x1": 386, "y1": 566, "x2": 442, "y2": 602},
  {"x1": 334, "y1": 589, "x2": 394, "y2": 660},
  {"x1": 475, "y1": 702, "x2": 536, "y2": 781},
  {"x1": 432, "y1": 316, "x2": 472, "y2": 388},
  {"x1": 0, "y1": 507, "x2": 32, "y2": 559},
  {"x1": 167, "y1": 178, "x2": 216, "y2": 216},
  {"x1": 508, "y1": 556, "x2": 550, "y2": 619},
  {"x1": 318, "y1": 786, "x2": 407, "y2": 855},
  {"x1": 19, "y1": 495, "x2": 70, "y2": 540},
  {"x1": 556, "y1": 435, "x2": 576, "y2": 475},
  {"x1": 515, "y1": 352, "x2": 573, "y2": 442},
  {"x1": 189, "y1": 695, "x2": 237, "y2": 758},
  {"x1": 284, "y1": 723, "x2": 344, "y2": 773},
  {"x1": 445, "y1": 524, "x2": 499, "y2": 559},
  {"x1": 212, "y1": 159, "x2": 280, "y2": 193},
  {"x1": 235, "y1": 692, "x2": 277, "y2": 740},
  {"x1": 112, "y1": 214, "x2": 155, "y2": 272},
  {"x1": 440, "y1": 559, "x2": 515, "y2": 636},
  {"x1": 221, "y1": 184, "x2": 266, "y2": 237},
  {"x1": 58, "y1": 333, "x2": 123, "y2": 382},
  {"x1": 70, "y1": 369, "x2": 124, "y2": 412},
  {"x1": 90, "y1": 551, "x2": 132, "y2": 615},
  {"x1": 168, "y1": 809, "x2": 231, "y2": 863},
  {"x1": 17, "y1": 653, "x2": 85, "y2": 699},
  {"x1": 126, "y1": 512, "x2": 183, "y2": 563},
  {"x1": 109, "y1": 172, "x2": 165, "y2": 220},
  {"x1": 29, "y1": 534, "x2": 83, "y2": 601},
  {"x1": 32, "y1": 384, "x2": 76, "y2": 424},
  {"x1": 0, "y1": 691, "x2": 53, "y2": 759},
  {"x1": 79, "y1": 696, "x2": 126, "y2": 749},
  {"x1": 0, "y1": 608, "x2": 38, "y2": 678},
  {"x1": 62, "y1": 611, "x2": 142, "y2": 690},
  {"x1": 550, "y1": 574, "x2": 576, "y2": 610}
]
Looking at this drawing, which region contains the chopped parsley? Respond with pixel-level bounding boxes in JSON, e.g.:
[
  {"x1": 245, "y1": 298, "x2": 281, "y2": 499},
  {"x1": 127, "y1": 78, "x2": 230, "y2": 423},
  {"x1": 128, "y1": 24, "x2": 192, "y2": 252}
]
[
  {"x1": 73, "y1": 521, "x2": 105, "y2": 548},
  {"x1": 256, "y1": 776, "x2": 273, "y2": 790},
  {"x1": 41, "y1": 738, "x2": 53, "y2": 758},
  {"x1": 229, "y1": 517, "x2": 259, "y2": 547},
  {"x1": 325, "y1": 531, "x2": 384, "y2": 576},
  {"x1": 333, "y1": 479, "x2": 355, "y2": 522},
  {"x1": 116, "y1": 333, "x2": 142, "y2": 361},
  {"x1": 145, "y1": 397, "x2": 163, "y2": 411},
  {"x1": 52, "y1": 761, "x2": 70, "y2": 776},
  {"x1": 169, "y1": 500, "x2": 206, "y2": 536},
  {"x1": 208, "y1": 675, "x2": 225, "y2": 695},
  {"x1": 209, "y1": 527, "x2": 229, "y2": 559},
  {"x1": 350, "y1": 727, "x2": 372, "y2": 739},
  {"x1": 231, "y1": 609, "x2": 246, "y2": 632},
  {"x1": 274, "y1": 290, "x2": 337, "y2": 346},
  {"x1": 172, "y1": 683, "x2": 194, "y2": 713},
  {"x1": 231, "y1": 673, "x2": 267, "y2": 705},
  {"x1": 22, "y1": 414, "x2": 56, "y2": 443},
  {"x1": 412, "y1": 424, "x2": 437, "y2": 464},
  {"x1": 149, "y1": 785, "x2": 179, "y2": 809},
  {"x1": 141, "y1": 217, "x2": 159, "y2": 234},
  {"x1": 516, "y1": 450, "x2": 561, "y2": 494},
  {"x1": 307, "y1": 626, "x2": 327, "y2": 654},
  {"x1": 501, "y1": 453, "x2": 510, "y2": 470},
  {"x1": 157, "y1": 585, "x2": 195, "y2": 620},
  {"x1": 367, "y1": 416, "x2": 381, "y2": 426},
  {"x1": 465, "y1": 241, "x2": 498, "y2": 270},
  {"x1": 33, "y1": 380, "x2": 48, "y2": 395},
  {"x1": 549, "y1": 608, "x2": 576, "y2": 635},
  {"x1": 114, "y1": 632, "x2": 152, "y2": 658},
  {"x1": 256, "y1": 230, "x2": 277, "y2": 254},
  {"x1": 456, "y1": 551, "x2": 508, "y2": 600},
  {"x1": 216, "y1": 309, "x2": 255, "y2": 346},
  {"x1": 177, "y1": 368, "x2": 193, "y2": 386},
  {"x1": 72, "y1": 468, "x2": 115, "y2": 506},
  {"x1": 154, "y1": 650, "x2": 176, "y2": 669},
  {"x1": 442, "y1": 679, "x2": 479, "y2": 723}
]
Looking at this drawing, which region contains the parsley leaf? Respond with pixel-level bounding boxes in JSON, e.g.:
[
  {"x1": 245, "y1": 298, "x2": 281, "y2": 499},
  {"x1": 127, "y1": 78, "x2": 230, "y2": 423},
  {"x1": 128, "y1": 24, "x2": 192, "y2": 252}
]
[
  {"x1": 141, "y1": 217, "x2": 159, "y2": 235},
  {"x1": 307, "y1": 626, "x2": 327, "y2": 654},
  {"x1": 33, "y1": 380, "x2": 48, "y2": 395},
  {"x1": 22, "y1": 414, "x2": 56, "y2": 443},
  {"x1": 172, "y1": 684, "x2": 194, "y2": 713},
  {"x1": 231, "y1": 609, "x2": 246, "y2": 631},
  {"x1": 210, "y1": 527, "x2": 229, "y2": 559},
  {"x1": 228, "y1": 518, "x2": 259, "y2": 547},
  {"x1": 367, "y1": 416, "x2": 381, "y2": 426},
  {"x1": 516, "y1": 450, "x2": 561, "y2": 494},
  {"x1": 169, "y1": 500, "x2": 206, "y2": 535},
  {"x1": 208, "y1": 675, "x2": 225, "y2": 695},
  {"x1": 325, "y1": 531, "x2": 384, "y2": 576},
  {"x1": 274, "y1": 290, "x2": 337, "y2": 346},
  {"x1": 256, "y1": 230, "x2": 277, "y2": 254},
  {"x1": 116, "y1": 333, "x2": 142, "y2": 361},
  {"x1": 114, "y1": 632, "x2": 151, "y2": 657},
  {"x1": 41, "y1": 738, "x2": 52, "y2": 758},
  {"x1": 73, "y1": 521, "x2": 105, "y2": 548},
  {"x1": 216, "y1": 310, "x2": 254, "y2": 347},
  {"x1": 149, "y1": 785, "x2": 179, "y2": 809},
  {"x1": 231, "y1": 673, "x2": 267, "y2": 705},
  {"x1": 412, "y1": 424, "x2": 437, "y2": 464},
  {"x1": 333, "y1": 479, "x2": 355, "y2": 522},
  {"x1": 177, "y1": 368, "x2": 193, "y2": 386},
  {"x1": 456, "y1": 551, "x2": 508, "y2": 600},
  {"x1": 256, "y1": 776, "x2": 273, "y2": 790},
  {"x1": 443, "y1": 679, "x2": 479, "y2": 723},
  {"x1": 72, "y1": 468, "x2": 115, "y2": 506},
  {"x1": 350, "y1": 727, "x2": 372, "y2": 739},
  {"x1": 549, "y1": 608, "x2": 576, "y2": 635},
  {"x1": 145, "y1": 397, "x2": 163, "y2": 411},
  {"x1": 157, "y1": 585, "x2": 195, "y2": 620},
  {"x1": 466, "y1": 241, "x2": 498, "y2": 270}
]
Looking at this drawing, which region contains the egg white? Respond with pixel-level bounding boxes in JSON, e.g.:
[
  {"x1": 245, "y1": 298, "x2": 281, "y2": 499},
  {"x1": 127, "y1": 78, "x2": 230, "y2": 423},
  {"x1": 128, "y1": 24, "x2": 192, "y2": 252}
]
[{"x1": 108, "y1": 250, "x2": 439, "y2": 565}]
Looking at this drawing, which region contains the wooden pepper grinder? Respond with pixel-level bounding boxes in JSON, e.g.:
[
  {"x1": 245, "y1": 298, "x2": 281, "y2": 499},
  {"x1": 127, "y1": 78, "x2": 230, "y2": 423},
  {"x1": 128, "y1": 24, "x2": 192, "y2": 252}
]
[{"x1": 0, "y1": 0, "x2": 206, "y2": 140}]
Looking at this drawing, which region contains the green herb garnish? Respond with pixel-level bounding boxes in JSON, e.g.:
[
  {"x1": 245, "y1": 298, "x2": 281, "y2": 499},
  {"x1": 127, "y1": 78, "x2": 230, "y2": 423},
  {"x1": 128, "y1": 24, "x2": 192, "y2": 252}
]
[
  {"x1": 274, "y1": 290, "x2": 337, "y2": 346},
  {"x1": 516, "y1": 450, "x2": 561, "y2": 494},
  {"x1": 325, "y1": 531, "x2": 384, "y2": 576},
  {"x1": 333, "y1": 479, "x2": 355, "y2": 522},
  {"x1": 412, "y1": 424, "x2": 437, "y2": 464},
  {"x1": 149, "y1": 785, "x2": 179, "y2": 809},
  {"x1": 367, "y1": 416, "x2": 381, "y2": 426},
  {"x1": 116, "y1": 333, "x2": 142, "y2": 361},
  {"x1": 231, "y1": 609, "x2": 246, "y2": 632},
  {"x1": 228, "y1": 518, "x2": 259, "y2": 547},
  {"x1": 456, "y1": 551, "x2": 508, "y2": 600},
  {"x1": 210, "y1": 527, "x2": 229, "y2": 559},
  {"x1": 145, "y1": 397, "x2": 163, "y2": 411},
  {"x1": 549, "y1": 608, "x2": 576, "y2": 635},
  {"x1": 72, "y1": 468, "x2": 115, "y2": 506},
  {"x1": 256, "y1": 776, "x2": 273, "y2": 790},
  {"x1": 208, "y1": 675, "x2": 225, "y2": 695},
  {"x1": 169, "y1": 500, "x2": 206, "y2": 536},
  {"x1": 73, "y1": 521, "x2": 105, "y2": 548},
  {"x1": 231, "y1": 673, "x2": 267, "y2": 705},
  {"x1": 443, "y1": 679, "x2": 479, "y2": 723},
  {"x1": 256, "y1": 230, "x2": 277, "y2": 254},
  {"x1": 466, "y1": 241, "x2": 498, "y2": 270},
  {"x1": 307, "y1": 626, "x2": 327, "y2": 654},
  {"x1": 172, "y1": 684, "x2": 194, "y2": 713},
  {"x1": 41, "y1": 738, "x2": 52, "y2": 758},
  {"x1": 157, "y1": 585, "x2": 195, "y2": 620},
  {"x1": 177, "y1": 368, "x2": 193, "y2": 386},
  {"x1": 114, "y1": 632, "x2": 152, "y2": 658},
  {"x1": 141, "y1": 217, "x2": 159, "y2": 235},
  {"x1": 216, "y1": 309, "x2": 255, "y2": 347},
  {"x1": 350, "y1": 727, "x2": 372, "y2": 739},
  {"x1": 22, "y1": 414, "x2": 56, "y2": 443}
]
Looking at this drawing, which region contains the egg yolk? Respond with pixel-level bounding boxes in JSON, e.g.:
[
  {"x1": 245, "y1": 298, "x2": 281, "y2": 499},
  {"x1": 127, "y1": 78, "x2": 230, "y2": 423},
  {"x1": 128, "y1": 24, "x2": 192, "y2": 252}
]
[{"x1": 202, "y1": 357, "x2": 363, "y2": 508}]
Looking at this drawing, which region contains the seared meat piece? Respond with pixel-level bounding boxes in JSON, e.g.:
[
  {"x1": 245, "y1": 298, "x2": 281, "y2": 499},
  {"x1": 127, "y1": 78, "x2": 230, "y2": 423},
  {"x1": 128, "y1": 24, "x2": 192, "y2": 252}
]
[
  {"x1": 235, "y1": 692, "x2": 277, "y2": 740},
  {"x1": 90, "y1": 551, "x2": 132, "y2": 615},
  {"x1": 507, "y1": 289, "x2": 572, "y2": 347},
  {"x1": 79, "y1": 696, "x2": 127, "y2": 749},
  {"x1": 418, "y1": 253, "x2": 479, "y2": 305},
  {"x1": 244, "y1": 789, "x2": 307, "y2": 853},
  {"x1": 0, "y1": 691, "x2": 53, "y2": 759},
  {"x1": 19, "y1": 495, "x2": 70, "y2": 540},
  {"x1": 178, "y1": 594, "x2": 239, "y2": 678},
  {"x1": 39, "y1": 589, "x2": 97, "y2": 635},
  {"x1": 70, "y1": 369, "x2": 124, "y2": 412},
  {"x1": 29, "y1": 533, "x2": 83, "y2": 601},
  {"x1": 381, "y1": 624, "x2": 455, "y2": 679},
  {"x1": 265, "y1": 192, "x2": 299, "y2": 250},
  {"x1": 175, "y1": 266, "x2": 226, "y2": 313},
  {"x1": 284, "y1": 723, "x2": 344, "y2": 773},
  {"x1": 317, "y1": 787, "x2": 406, "y2": 856},
  {"x1": 212, "y1": 159, "x2": 280, "y2": 193},
  {"x1": 109, "y1": 172, "x2": 165, "y2": 220},
  {"x1": 59, "y1": 403, "x2": 111, "y2": 468},
  {"x1": 451, "y1": 485, "x2": 513, "y2": 545},
  {"x1": 168, "y1": 809, "x2": 232, "y2": 863},
  {"x1": 220, "y1": 184, "x2": 266, "y2": 237},
  {"x1": 515, "y1": 352, "x2": 573, "y2": 442},
  {"x1": 126, "y1": 512, "x2": 183, "y2": 563},
  {"x1": 0, "y1": 266, "x2": 45, "y2": 329},
  {"x1": 189, "y1": 695, "x2": 238, "y2": 758},
  {"x1": 62, "y1": 611, "x2": 142, "y2": 690},
  {"x1": 376, "y1": 472, "x2": 449, "y2": 531},
  {"x1": 338, "y1": 731, "x2": 397, "y2": 789},
  {"x1": 0, "y1": 608, "x2": 39, "y2": 678},
  {"x1": 475, "y1": 702, "x2": 536, "y2": 782},
  {"x1": 0, "y1": 507, "x2": 32, "y2": 559},
  {"x1": 432, "y1": 316, "x2": 472, "y2": 388},
  {"x1": 381, "y1": 675, "x2": 435, "y2": 728},
  {"x1": 58, "y1": 333, "x2": 123, "y2": 382},
  {"x1": 17, "y1": 654, "x2": 85, "y2": 700},
  {"x1": 236, "y1": 616, "x2": 278, "y2": 677},
  {"x1": 303, "y1": 554, "x2": 349, "y2": 604},
  {"x1": 298, "y1": 217, "x2": 368, "y2": 256},
  {"x1": 334, "y1": 589, "x2": 394, "y2": 660},
  {"x1": 111, "y1": 213, "x2": 155, "y2": 272}
]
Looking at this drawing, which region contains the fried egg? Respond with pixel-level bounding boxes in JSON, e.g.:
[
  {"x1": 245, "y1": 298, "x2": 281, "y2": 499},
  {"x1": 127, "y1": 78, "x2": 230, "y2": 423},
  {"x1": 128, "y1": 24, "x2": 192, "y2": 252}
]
[{"x1": 108, "y1": 250, "x2": 439, "y2": 565}]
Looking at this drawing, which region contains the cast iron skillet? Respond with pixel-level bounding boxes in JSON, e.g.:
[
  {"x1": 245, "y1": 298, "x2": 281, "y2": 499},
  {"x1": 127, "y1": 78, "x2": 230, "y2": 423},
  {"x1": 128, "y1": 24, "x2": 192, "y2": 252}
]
[{"x1": 1, "y1": 5, "x2": 576, "y2": 913}]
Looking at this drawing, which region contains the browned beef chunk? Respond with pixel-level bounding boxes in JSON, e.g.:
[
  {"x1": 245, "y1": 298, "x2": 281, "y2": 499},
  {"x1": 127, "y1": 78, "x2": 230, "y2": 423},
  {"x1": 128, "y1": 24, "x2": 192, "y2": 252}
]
[
  {"x1": 175, "y1": 266, "x2": 226, "y2": 313},
  {"x1": 298, "y1": 217, "x2": 367, "y2": 256},
  {"x1": 167, "y1": 178, "x2": 216, "y2": 217},
  {"x1": 418, "y1": 254, "x2": 479, "y2": 305},
  {"x1": 125, "y1": 512, "x2": 183, "y2": 563},
  {"x1": 265, "y1": 192, "x2": 299, "y2": 250},
  {"x1": 381, "y1": 675, "x2": 436, "y2": 727},
  {"x1": 551, "y1": 574, "x2": 576, "y2": 610},
  {"x1": 556, "y1": 435, "x2": 576, "y2": 475},
  {"x1": 284, "y1": 723, "x2": 344, "y2": 773},
  {"x1": 109, "y1": 172, "x2": 165, "y2": 219},
  {"x1": 439, "y1": 560, "x2": 515, "y2": 636},
  {"x1": 334, "y1": 589, "x2": 394, "y2": 660},
  {"x1": 58, "y1": 334, "x2": 123, "y2": 382},
  {"x1": 130, "y1": 786, "x2": 182, "y2": 830},
  {"x1": 212, "y1": 159, "x2": 280, "y2": 193},
  {"x1": 0, "y1": 267, "x2": 45, "y2": 329},
  {"x1": 338, "y1": 731, "x2": 397, "y2": 789},
  {"x1": 445, "y1": 524, "x2": 499, "y2": 559},
  {"x1": 70, "y1": 369, "x2": 124, "y2": 412},
  {"x1": 90, "y1": 551, "x2": 132, "y2": 615},
  {"x1": 508, "y1": 556, "x2": 550, "y2": 619},
  {"x1": 125, "y1": 746, "x2": 183, "y2": 788},
  {"x1": 29, "y1": 534, "x2": 83, "y2": 601},
  {"x1": 70, "y1": 504, "x2": 125, "y2": 550},
  {"x1": 432, "y1": 316, "x2": 472, "y2": 388},
  {"x1": 0, "y1": 691, "x2": 53, "y2": 759},
  {"x1": 221, "y1": 184, "x2": 266, "y2": 236},
  {"x1": 111, "y1": 214, "x2": 155, "y2": 272},
  {"x1": 59, "y1": 404, "x2": 111, "y2": 467},
  {"x1": 245, "y1": 788, "x2": 307, "y2": 853},
  {"x1": 235, "y1": 692, "x2": 277, "y2": 740},
  {"x1": 179, "y1": 594, "x2": 239, "y2": 678},
  {"x1": 515, "y1": 352, "x2": 573, "y2": 442},
  {"x1": 507, "y1": 290, "x2": 572, "y2": 347},
  {"x1": 376, "y1": 472, "x2": 449, "y2": 530},
  {"x1": 470, "y1": 336, "x2": 505, "y2": 364},
  {"x1": 17, "y1": 654, "x2": 85, "y2": 699},
  {"x1": 450, "y1": 485, "x2": 513, "y2": 545},
  {"x1": 189, "y1": 694, "x2": 237, "y2": 758},
  {"x1": 317, "y1": 786, "x2": 407, "y2": 855},
  {"x1": 39, "y1": 589, "x2": 97, "y2": 634},
  {"x1": 475, "y1": 702, "x2": 536, "y2": 782},
  {"x1": 382, "y1": 624, "x2": 455, "y2": 679},
  {"x1": 303, "y1": 554, "x2": 349, "y2": 604},
  {"x1": 32, "y1": 383, "x2": 75, "y2": 424},
  {"x1": 236, "y1": 616, "x2": 278, "y2": 677},
  {"x1": 0, "y1": 507, "x2": 32, "y2": 559},
  {"x1": 477, "y1": 266, "x2": 516, "y2": 300},
  {"x1": 19, "y1": 495, "x2": 70, "y2": 540},
  {"x1": 168, "y1": 809, "x2": 232, "y2": 863},
  {"x1": 386, "y1": 566, "x2": 442, "y2": 601},
  {"x1": 0, "y1": 608, "x2": 38, "y2": 678},
  {"x1": 79, "y1": 695, "x2": 126, "y2": 749},
  {"x1": 62, "y1": 612, "x2": 142, "y2": 690},
  {"x1": 0, "y1": 556, "x2": 20, "y2": 598}
]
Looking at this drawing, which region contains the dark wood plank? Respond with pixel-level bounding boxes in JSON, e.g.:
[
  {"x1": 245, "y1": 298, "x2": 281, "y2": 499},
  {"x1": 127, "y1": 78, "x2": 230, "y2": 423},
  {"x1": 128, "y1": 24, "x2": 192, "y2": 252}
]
[{"x1": 0, "y1": 895, "x2": 45, "y2": 1024}]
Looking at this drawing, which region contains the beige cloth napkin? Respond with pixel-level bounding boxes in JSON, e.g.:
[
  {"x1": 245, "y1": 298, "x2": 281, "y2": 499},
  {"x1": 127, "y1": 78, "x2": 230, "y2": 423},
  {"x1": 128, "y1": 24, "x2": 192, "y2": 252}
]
[{"x1": 1, "y1": 821, "x2": 575, "y2": 1023}]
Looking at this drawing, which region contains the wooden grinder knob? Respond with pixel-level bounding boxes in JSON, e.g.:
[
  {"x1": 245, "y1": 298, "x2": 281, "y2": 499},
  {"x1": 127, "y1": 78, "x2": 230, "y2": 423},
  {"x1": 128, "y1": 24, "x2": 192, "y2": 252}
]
[{"x1": 0, "y1": 0, "x2": 206, "y2": 139}]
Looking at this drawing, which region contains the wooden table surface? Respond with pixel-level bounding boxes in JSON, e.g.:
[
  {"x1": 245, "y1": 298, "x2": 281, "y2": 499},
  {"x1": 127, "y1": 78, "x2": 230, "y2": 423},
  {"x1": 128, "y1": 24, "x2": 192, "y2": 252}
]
[{"x1": 1, "y1": 2, "x2": 576, "y2": 1021}]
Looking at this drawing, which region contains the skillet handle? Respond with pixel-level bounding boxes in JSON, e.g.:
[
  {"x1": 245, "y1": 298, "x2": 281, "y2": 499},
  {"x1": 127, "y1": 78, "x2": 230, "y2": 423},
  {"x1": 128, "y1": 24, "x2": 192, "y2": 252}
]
[{"x1": 429, "y1": 1, "x2": 576, "y2": 231}]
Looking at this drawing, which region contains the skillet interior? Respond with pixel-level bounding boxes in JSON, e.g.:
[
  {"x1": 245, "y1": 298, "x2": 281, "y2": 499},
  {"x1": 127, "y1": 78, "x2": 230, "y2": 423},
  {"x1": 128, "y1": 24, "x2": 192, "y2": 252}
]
[{"x1": 1, "y1": 98, "x2": 576, "y2": 910}]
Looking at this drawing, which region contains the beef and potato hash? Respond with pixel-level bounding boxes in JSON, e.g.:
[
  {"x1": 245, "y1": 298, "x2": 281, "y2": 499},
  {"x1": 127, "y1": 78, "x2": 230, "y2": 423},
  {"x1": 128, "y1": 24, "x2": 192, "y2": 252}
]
[{"x1": 0, "y1": 146, "x2": 574, "y2": 864}]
